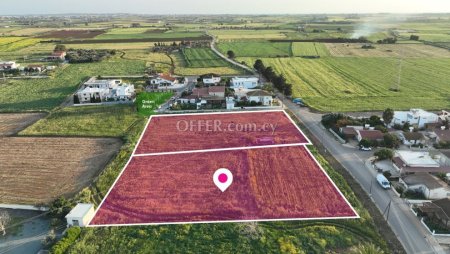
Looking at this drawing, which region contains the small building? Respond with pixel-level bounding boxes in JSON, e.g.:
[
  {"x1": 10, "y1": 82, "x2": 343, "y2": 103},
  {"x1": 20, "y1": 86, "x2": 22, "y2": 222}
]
[
  {"x1": 400, "y1": 173, "x2": 450, "y2": 200},
  {"x1": 356, "y1": 129, "x2": 384, "y2": 142},
  {"x1": 231, "y1": 77, "x2": 259, "y2": 89},
  {"x1": 418, "y1": 198, "x2": 450, "y2": 229},
  {"x1": 246, "y1": 90, "x2": 273, "y2": 106},
  {"x1": 65, "y1": 203, "x2": 95, "y2": 227},
  {"x1": 340, "y1": 127, "x2": 358, "y2": 139},
  {"x1": 178, "y1": 86, "x2": 226, "y2": 108},
  {"x1": 48, "y1": 51, "x2": 66, "y2": 61},
  {"x1": 391, "y1": 109, "x2": 439, "y2": 129},
  {"x1": 202, "y1": 74, "x2": 221, "y2": 85},
  {"x1": 0, "y1": 61, "x2": 19, "y2": 70}
]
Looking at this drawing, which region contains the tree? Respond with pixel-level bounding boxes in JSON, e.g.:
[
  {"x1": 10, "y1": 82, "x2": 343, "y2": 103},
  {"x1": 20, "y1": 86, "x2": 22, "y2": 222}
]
[
  {"x1": 410, "y1": 35, "x2": 420, "y2": 41},
  {"x1": 383, "y1": 133, "x2": 400, "y2": 148},
  {"x1": 0, "y1": 210, "x2": 11, "y2": 236},
  {"x1": 374, "y1": 148, "x2": 394, "y2": 161},
  {"x1": 227, "y1": 50, "x2": 235, "y2": 59},
  {"x1": 359, "y1": 139, "x2": 371, "y2": 148},
  {"x1": 254, "y1": 59, "x2": 264, "y2": 72},
  {"x1": 54, "y1": 44, "x2": 66, "y2": 52},
  {"x1": 382, "y1": 108, "x2": 394, "y2": 126}
]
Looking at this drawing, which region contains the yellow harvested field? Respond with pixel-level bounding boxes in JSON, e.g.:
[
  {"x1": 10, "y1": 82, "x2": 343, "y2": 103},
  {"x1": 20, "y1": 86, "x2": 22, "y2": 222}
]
[
  {"x1": 0, "y1": 113, "x2": 46, "y2": 136},
  {"x1": 0, "y1": 137, "x2": 122, "y2": 204},
  {"x1": 325, "y1": 43, "x2": 450, "y2": 58}
]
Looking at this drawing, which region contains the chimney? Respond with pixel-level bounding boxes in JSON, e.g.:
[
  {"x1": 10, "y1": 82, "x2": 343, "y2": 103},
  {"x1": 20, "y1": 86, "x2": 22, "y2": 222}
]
[{"x1": 409, "y1": 127, "x2": 414, "y2": 132}]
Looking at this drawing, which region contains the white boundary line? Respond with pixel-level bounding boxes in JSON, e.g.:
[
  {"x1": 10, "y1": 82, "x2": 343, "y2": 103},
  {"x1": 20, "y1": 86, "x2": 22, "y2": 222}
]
[
  {"x1": 133, "y1": 143, "x2": 309, "y2": 157},
  {"x1": 87, "y1": 110, "x2": 358, "y2": 227}
]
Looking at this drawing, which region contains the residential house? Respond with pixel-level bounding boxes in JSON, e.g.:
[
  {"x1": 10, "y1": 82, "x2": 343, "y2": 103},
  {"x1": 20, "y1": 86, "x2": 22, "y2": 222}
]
[
  {"x1": 26, "y1": 64, "x2": 45, "y2": 72},
  {"x1": 391, "y1": 109, "x2": 439, "y2": 128},
  {"x1": 400, "y1": 173, "x2": 450, "y2": 199},
  {"x1": 202, "y1": 74, "x2": 221, "y2": 85},
  {"x1": 76, "y1": 77, "x2": 135, "y2": 104},
  {"x1": 418, "y1": 198, "x2": 450, "y2": 229},
  {"x1": 0, "y1": 61, "x2": 19, "y2": 70},
  {"x1": 356, "y1": 129, "x2": 384, "y2": 142},
  {"x1": 433, "y1": 127, "x2": 450, "y2": 143},
  {"x1": 392, "y1": 150, "x2": 450, "y2": 174},
  {"x1": 340, "y1": 127, "x2": 359, "y2": 140},
  {"x1": 231, "y1": 77, "x2": 259, "y2": 89},
  {"x1": 65, "y1": 203, "x2": 95, "y2": 227},
  {"x1": 246, "y1": 90, "x2": 273, "y2": 106},
  {"x1": 178, "y1": 86, "x2": 226, "y2": 108},
  {"x1": 149, "y1": 74, "x2": 180, "y2": 88},
  {"x1": 400, "y1": 131, "x2": 425, "y2": 145},
  {"x1": 48, "y1": 51, "x2": 66, "y2": 61}
]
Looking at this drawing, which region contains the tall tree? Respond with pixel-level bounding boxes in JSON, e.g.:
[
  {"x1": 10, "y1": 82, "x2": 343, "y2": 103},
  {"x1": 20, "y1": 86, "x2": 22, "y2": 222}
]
[
  {"x1": 383, "y1": 108, "x2": 394, "y2": 125},
  {"x1": 227, "y1": 50, "x2": 235, "y2": 59},
  {"x1": 0, "y1": 210, "x2": 11, "y2": 236}
]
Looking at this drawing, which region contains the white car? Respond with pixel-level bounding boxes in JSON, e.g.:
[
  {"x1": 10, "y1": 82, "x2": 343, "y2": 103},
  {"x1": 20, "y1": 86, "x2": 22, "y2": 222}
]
[{"x1": 360, "y1": 146, "x2": 372, "y2": 151}]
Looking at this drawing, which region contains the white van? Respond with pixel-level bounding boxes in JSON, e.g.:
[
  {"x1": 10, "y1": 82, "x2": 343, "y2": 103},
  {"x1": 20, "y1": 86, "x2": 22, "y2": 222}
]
[{"x1": 376, "y1": 174, "x2": 391, "y2": 189}]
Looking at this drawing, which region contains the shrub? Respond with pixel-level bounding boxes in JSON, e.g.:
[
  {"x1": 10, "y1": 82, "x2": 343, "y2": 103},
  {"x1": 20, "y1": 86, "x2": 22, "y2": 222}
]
[
  {"x1": 51, "y1": 227, "x2": 81, "y2": 254},
  {"x1": 374, "y1": 148, "x2": 394, "y2": 161}
]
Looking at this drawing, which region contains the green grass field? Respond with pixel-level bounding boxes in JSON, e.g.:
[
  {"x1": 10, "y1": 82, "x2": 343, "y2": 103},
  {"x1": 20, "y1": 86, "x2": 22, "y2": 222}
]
[
  {"x1": 136, "y1": 92, "x2": 173, "y2": 116},
  {"x1": 238, "y1": 56, "x2": 450, "y2": 111},
  {"x1": 182, "y1": 48, "x2": 229, "y2": 67},
  {"x1": 217, "y1": 42, "x2": 292, "y2": 57},
  {"x1": 292, "y1": 42, "x2": 330, "y2": 57},
  {"x1": 0, "y1": 58, "x2": 146, "y2": 112},
  {"x1": 20, "y1": 105, "x2": 142, "y2": 137}
]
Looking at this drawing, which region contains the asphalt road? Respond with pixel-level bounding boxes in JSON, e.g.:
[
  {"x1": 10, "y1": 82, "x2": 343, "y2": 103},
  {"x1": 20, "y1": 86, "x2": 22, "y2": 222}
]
[{"x1": 282, "y1": 98, "x2": 447, "y2": 254}]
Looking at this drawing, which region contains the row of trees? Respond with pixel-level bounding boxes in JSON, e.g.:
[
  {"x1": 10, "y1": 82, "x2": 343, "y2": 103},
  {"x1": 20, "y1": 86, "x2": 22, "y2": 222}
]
[
  {"x1": 66, "y1": 49, "x2": 116, "y2": 64},
  {"x1": 253, "y1": 59, "x2": 292, "y2": 96}
]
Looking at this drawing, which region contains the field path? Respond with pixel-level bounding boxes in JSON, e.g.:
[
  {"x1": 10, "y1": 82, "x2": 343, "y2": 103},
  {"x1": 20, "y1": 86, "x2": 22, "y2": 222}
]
[{"x1": 207, "y1": 31, "x2": 256, "y2": 75}]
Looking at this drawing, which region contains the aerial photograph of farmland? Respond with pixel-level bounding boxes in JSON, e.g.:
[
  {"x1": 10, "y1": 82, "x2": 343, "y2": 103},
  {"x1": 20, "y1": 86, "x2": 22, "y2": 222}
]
[{"x1": 0, "y1": 0, "x2": 449, "y2": 253}]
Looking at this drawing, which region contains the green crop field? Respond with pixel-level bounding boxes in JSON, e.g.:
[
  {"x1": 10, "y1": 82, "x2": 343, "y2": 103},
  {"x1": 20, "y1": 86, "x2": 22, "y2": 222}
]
[
  {"x1": 0, "y1": 37, "x2": 40, "y2": 52},
  {"x1": 20, "y1": 105, "x2": 142, "y2": 137},
  {"x1": 292, "y1": 42, "x2": 330, "y2": 57},
  {"x1": 182, "y1": 48, "x2": 229, "y2": 67},
  {"x1": 96, "y1": 28, "x2": 206, "y2": 40},
  {"x1": 217, "y1": 42, "x2": 292, "y2": 57},
  {"x1": 210, "y1": 29, "x2": 289, "y2": 40},
  {"x1": 172, "y1": 51, "x2": 244, "y2": 75},
  {"x1": 0, "y1": 58, "x2": 146, "y2": 112},
  {"x1": 238, "y1": 56, "x2": 450, "y2": 111}
]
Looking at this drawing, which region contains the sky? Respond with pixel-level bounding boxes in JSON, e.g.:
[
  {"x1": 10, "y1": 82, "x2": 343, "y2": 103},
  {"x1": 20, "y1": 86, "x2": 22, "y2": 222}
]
[{"x1": 1, "y1": 0, "x2": 450, "y2": 15}]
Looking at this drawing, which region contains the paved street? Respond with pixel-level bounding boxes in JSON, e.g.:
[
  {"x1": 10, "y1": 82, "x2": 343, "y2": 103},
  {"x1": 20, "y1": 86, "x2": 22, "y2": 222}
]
[{"x1": 281, "y1": 98, "x2": 448, "y2": 254}]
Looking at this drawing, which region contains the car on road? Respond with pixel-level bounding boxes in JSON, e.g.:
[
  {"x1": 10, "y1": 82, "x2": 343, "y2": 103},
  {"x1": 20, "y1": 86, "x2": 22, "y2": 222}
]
[{"x1": 376, "y1": 174, "x2": 391, "y2": 189}]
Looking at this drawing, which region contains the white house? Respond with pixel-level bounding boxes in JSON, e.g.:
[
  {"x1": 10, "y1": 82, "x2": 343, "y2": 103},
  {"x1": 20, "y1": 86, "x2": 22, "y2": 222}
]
[
  {"x1": 231, "y1": 77, "x2": 259, "y2": 89},
  {"x1": 391, "y1": 109, "x2": 439, "y2": 128},
  {"x1": 247, "y1": 90, "x2": 273, "y2": 106},
  {"x1": 149, "y1": 74, "x2": 179, "y2": 87},
  {"x1": 65, "y1": 203, "x2": 95, "y2": 227},
  {"x1": 76, "y1": 77, "x2": 135, "y2": 103},
  {"x1": 400, "y1": 173, "x2": 450, "y2": 200},
  {"x1": 202, "y1": 74, "x2": 221, "y2": 85},
  {"x1": 0, "y1": 61, "x2": 19, "y2": 70}
]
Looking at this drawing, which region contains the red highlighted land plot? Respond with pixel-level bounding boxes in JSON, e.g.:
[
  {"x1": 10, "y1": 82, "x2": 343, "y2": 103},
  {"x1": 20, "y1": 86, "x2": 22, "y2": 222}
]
[
  {"x1": 134, "y1": 111, "x2": 310, "y2": 154},
  {"x1": 89, "y1": 111, "x2": 357, "y2": 226}
]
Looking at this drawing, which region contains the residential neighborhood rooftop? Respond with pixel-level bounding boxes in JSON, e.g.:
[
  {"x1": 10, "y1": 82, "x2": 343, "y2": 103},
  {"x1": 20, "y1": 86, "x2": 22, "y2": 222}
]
[{"x1": 402, "y1": 173, "x2": 446, "y2": 190}]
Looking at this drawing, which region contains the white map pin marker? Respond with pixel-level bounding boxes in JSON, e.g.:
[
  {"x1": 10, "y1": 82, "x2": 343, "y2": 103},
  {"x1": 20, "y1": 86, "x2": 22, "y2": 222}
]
[{"x1": 213, "y1": 168, "x2": 233, "y2": 192}]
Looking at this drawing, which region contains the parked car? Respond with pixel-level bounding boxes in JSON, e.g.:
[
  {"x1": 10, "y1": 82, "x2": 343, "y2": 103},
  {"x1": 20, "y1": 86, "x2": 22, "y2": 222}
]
[{"x1": 359, "y1": 146, "x2": 372, "y2": 151}]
